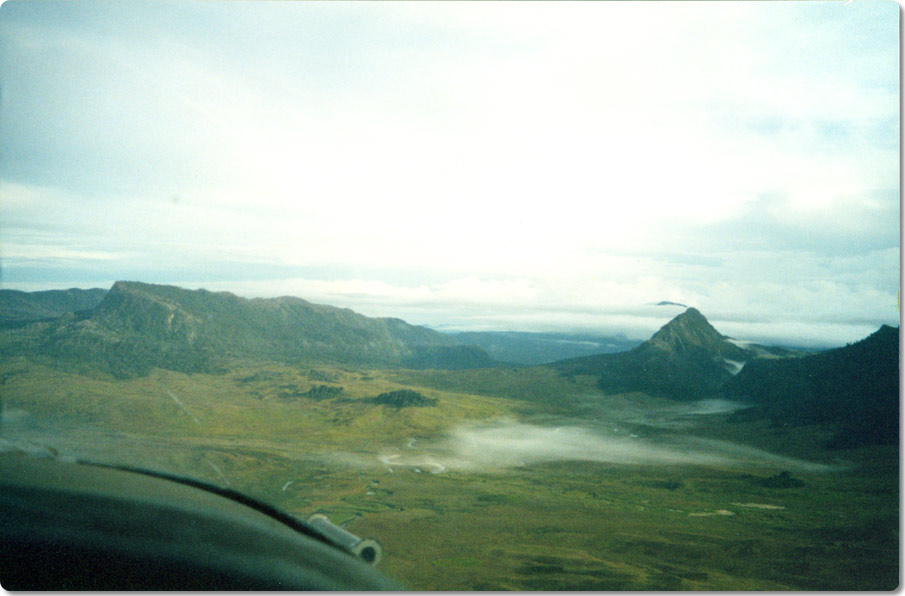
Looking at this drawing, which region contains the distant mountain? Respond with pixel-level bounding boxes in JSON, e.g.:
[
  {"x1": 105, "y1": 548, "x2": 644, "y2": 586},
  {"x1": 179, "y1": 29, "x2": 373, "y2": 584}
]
[
  {"x1": 0, "y1": 281, "x2": 495, "y2": 377},
  {"x1": 556, "y1": 308, "x2": 794, "y2": 400},
  {"x1": 402, "y1": 344, "x2": 501, "y2": 370},
  {"x1": 449, "y1": 331, "x2": 641, "y2": 365},
  {"x1": 723, "y1": 325, "x2": 899, "y2": 448},
  {"x1": 0, "y1": 288, "x2": 108, "y2": 328}
]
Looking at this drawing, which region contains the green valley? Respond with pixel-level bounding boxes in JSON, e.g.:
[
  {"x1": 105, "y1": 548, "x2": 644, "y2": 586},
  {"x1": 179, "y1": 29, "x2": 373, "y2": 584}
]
[
  {"x1": 0, "y1": 361, "x2": 897, "y2": 590},
  {"x1": 0, "y1": 283, "x2": 898, "y2": 590}
]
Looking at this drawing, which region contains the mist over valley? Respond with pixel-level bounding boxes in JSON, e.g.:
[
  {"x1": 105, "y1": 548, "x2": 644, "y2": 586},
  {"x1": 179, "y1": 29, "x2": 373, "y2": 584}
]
[{"x1": 345, "y1": 417, "x2": 835, "y2": 475}]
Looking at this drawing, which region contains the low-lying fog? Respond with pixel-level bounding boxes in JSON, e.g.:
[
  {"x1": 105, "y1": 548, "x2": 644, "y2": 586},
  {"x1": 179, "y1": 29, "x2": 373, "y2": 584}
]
[
  {"x1": 365, "y1": 420, "x2": 830, "y2": 474},
  {"x1": 357, "y1": 399, "x2": 834, "y2": 475},
  {"x1": 446, "y1": 419, "x2": 826, "y2": 469}
]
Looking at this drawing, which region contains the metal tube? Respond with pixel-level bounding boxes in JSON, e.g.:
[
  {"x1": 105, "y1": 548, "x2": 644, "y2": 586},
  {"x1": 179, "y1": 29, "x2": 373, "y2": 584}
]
[{"x1": 306, "y1": 513, "x2": 382, "y2": 566}]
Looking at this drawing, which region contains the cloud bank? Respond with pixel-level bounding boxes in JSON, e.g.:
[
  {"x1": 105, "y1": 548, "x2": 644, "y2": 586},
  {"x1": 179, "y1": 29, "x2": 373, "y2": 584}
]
[
  {"x1": 343, "y1": 418, "x2": 833, "y2": 476},
  {"x1": 0, "y1": 1, "x2": 898, "y2": 348}
]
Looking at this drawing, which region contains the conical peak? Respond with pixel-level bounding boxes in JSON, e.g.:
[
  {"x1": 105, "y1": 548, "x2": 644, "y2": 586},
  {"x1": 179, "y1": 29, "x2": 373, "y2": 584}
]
[
  {"x1": 677, "y1": 307, "x2": 705, "y2": 321},
  {"x1": 646, "y1": 307, "x2": 726, "y2": 353},
  {"x1": 659, "y1": 307, "x2": 714, "y2": 333}
]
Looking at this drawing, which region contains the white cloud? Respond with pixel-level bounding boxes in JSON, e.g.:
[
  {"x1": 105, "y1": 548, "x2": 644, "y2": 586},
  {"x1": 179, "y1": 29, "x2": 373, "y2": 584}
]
[{"x1": 0, "y1": 2, "x2": 897, "y2": 347}]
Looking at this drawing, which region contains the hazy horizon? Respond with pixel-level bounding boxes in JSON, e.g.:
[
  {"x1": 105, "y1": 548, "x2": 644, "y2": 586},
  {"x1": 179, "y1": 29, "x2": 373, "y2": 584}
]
[
  {"x1": 0, "y1": 278, "x2": 892, "y2": 350},
  {"x1": 1, "y1": 1, "x2": 899, "y2": 348}
]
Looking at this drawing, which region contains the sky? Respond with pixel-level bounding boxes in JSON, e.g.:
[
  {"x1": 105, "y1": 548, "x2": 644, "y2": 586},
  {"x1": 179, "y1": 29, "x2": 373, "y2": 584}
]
[{"x1": 0, "y1": 0, "x2": 899, "y2": 347}]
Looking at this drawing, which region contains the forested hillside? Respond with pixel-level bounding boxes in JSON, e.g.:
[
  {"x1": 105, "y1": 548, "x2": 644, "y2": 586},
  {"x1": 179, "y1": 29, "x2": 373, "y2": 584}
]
[{"x1": 723, "y1": 325, "x2": 899, "y2": 448}]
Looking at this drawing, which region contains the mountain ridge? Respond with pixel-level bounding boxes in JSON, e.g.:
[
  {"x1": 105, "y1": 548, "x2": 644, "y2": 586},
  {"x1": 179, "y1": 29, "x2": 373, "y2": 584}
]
[{"x1": 0, "y1": 281, "x2": 496, "y2": 377}]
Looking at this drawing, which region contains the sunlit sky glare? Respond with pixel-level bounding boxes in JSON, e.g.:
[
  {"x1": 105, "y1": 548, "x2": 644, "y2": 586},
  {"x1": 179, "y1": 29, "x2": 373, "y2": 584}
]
[{"x1": 0, "y1": 1, "x2": 899, "y2": 347}]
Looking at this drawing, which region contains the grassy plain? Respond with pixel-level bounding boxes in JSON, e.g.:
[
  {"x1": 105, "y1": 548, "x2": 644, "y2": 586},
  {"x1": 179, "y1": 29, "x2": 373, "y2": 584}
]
[{"x1": 0, "y1": 358, "x2": 898, "y2": 590}]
